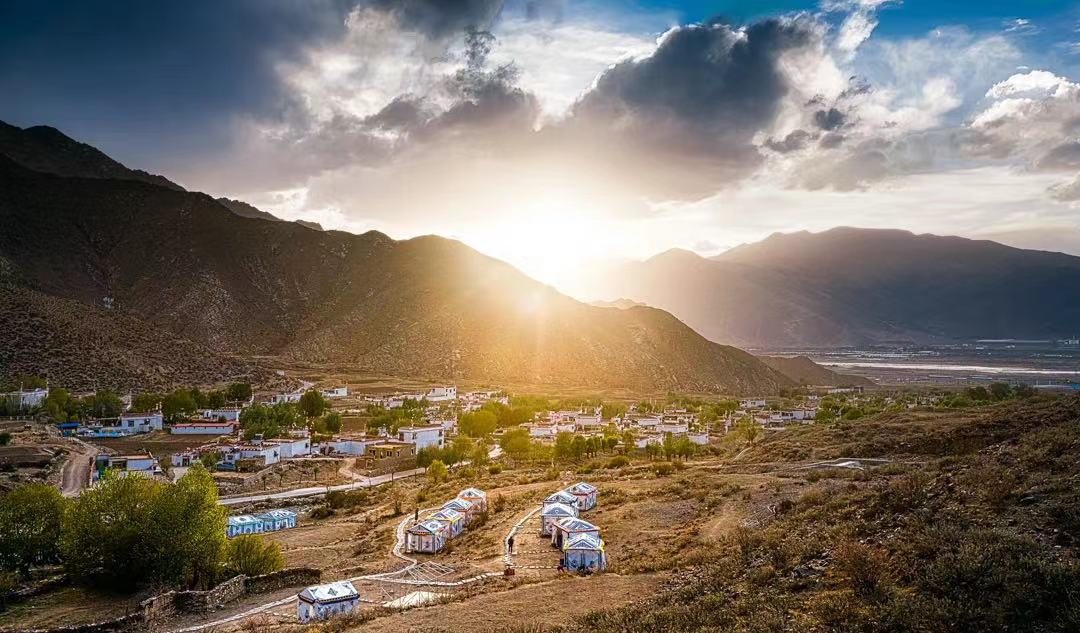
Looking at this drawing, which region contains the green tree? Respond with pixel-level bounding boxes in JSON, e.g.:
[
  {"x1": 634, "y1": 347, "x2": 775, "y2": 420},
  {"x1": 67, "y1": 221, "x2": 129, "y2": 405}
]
[
  {"x1": 199, "y1": 451, "x2": 220, "y2": 470},
  {"x1": 42, "y1": 388, "x2": 78, "y2": 422},
  {"x1": 206, "y1": 390, "x2": 227, "y2": 409},
  {"x1": 239, "y1": 403, "x2": 302, "y2": 440},
  {"x1": 427, "y1": 460, "x2": 449, "y2": 484},
  {"x1": 601, "y1": 402, "x2": 627, "y2": 420},
  {"x1": 459, "y1": 410, "x2": 498, "y2": 437},
  {"x1": 131, "y1": 392, "x2": 161, "y2": 413},
  {"x1": 162, "y1": 389, "x2": 198, "y2": 423},
  {"x1": 299, "y1": 390, "x2": 328, "y2": 418},
  {"x1": 554, "y1": 432, "x2": 575, "y2": 462},
  {"x1": 85, "y1": 389, "x2": 123, "y2": 418},
  {"x1": 735, "y1": 418, "x2": 761, "y2": 445},
  {"x1": 0, "y1": 483, "x2": 67, "y2": 575},
  {"x1": 149, "y1": 465, "x2": 227, "y2": 588},
  {"x1": 60, "y1": 467, "x2": 227, "y2": 590},
  {"x1": 225, "y1": 382, "x2": 252, "y2": 403},
  {"x1": 499, "y1": 428, "x2": 532, "y2": 462},
  {"x1": 470, "y1": 442, "x2": 490, "y2": 467},
  {"x1": 322, "y1": 412, "x2": 342, "y2": 434},
  {"x1": 225, "y1": 535, "x2": 283, "y2": 577}
]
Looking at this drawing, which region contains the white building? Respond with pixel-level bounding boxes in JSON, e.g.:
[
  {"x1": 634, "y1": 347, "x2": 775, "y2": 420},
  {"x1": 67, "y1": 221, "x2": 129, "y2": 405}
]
[
  {"x1": 170, "y1": 421, "x2": 237, "y2": 435},
  {"x1": 119, "y1": 412, "x2": 163, "y2": 432},
  {"x1": 0, "y1": 387, "x2": 48, "y2": 410},
  {"x1": 266, "y1": 437, "x2": 311, "y2": 458},
  {"x1": 200, "y1": 407, "x2": 243, "y2": 422},
  {"x1": 397, "y1": 424, "x2": 445, "y2": 451},
  {"x1": 94, "y1": 454, "x2": 161, "y2": 480},
  {"x1": 740, "y1": 399, "x2": 767, "y2": 410},
  {"x1": 424, "y1": 386, "x2": 457, "y2": 402},
  {"x1": 320, "y1": 386, "x2": 348, "y2": 399},
  {"x1": 273, "y1": 391, "x2": 304, "y2": 404}
]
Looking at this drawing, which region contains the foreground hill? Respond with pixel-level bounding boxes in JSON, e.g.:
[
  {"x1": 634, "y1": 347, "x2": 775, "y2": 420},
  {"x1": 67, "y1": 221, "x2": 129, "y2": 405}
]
[
  {"x1": 593, "y1": 228, "x2": 1080, "y2": 347},
  {"x1": 0, "y1": 140, "x2": 791, "y2": 393}
]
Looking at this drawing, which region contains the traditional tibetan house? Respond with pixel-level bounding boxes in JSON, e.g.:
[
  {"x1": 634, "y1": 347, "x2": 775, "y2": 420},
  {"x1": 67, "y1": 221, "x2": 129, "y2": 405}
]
[
  {"x1": 297, "y1": 581, "x2": 360, "y2": 622},
  {"x1": 406, "y1": 519, "x2": 448, "y2": 553},
  {"x1": 550, "y1": 517, "x2": 600, "y2": 549},
  {"x1": 539, "y1": 502, "x2": 579, "y2": 536},
  {"x1": 426, "y1": 508, "x2": 465, "y2": 538},
  {"x1": 566, "y1": 482, "x2": 598, "y2": 511},
  {"x1": 562, "y1": 532, "x2": 607, "y2": 572},
  {"x1": 457, "y1": 487, "x2": 488, "y2": 512},
  {"x1": 441, "y1": 498, "x2": 476, "y2": 525}
]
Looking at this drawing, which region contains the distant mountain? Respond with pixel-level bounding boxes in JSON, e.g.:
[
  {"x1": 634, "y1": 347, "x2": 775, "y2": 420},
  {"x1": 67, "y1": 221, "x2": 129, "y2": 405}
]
[
  {"x1": 217, "y1": 197, "x2": 324, "y2": 231},
  {"x1": 590, "y1": 298, "x2": 649, "y2": 310},
  {"x1": 757, "y1": 355, "x2": 872, "y2": 387},
  {"x1": 594, "y1": 227, "x2": 1080, "y2": 347},
  {"x1": 0, "y1": 121, "x2": 184, "y2": 191},
  {"x1": 0, "y1": 130, "x2": 792, "y2": 394}
]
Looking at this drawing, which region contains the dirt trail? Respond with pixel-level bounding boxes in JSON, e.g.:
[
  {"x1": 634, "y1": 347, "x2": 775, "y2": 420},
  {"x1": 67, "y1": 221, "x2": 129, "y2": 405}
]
[{"x1": 59, "y1": 439, "x2": 95, "y2": 497}]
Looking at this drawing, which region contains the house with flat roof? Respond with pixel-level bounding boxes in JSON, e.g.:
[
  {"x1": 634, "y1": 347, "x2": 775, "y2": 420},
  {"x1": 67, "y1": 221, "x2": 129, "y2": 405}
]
[
  {"x1": 397, "y1": 424, "x2": 445, "y2": 451},
  {"x1": 170, "y1": 420, "x2": 237, "y2": 435}
]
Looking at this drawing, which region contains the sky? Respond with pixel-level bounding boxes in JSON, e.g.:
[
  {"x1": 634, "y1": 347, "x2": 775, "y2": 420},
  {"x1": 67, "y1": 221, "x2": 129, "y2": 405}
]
[{"x1": 2, "y1": 0, "x2": 1079, "y2": 295}]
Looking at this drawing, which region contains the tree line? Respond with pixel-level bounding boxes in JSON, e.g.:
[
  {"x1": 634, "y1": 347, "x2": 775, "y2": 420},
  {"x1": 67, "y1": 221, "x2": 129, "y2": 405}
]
[{"x1": 0, "y1": 466, "x2": 282, "y2": 596}]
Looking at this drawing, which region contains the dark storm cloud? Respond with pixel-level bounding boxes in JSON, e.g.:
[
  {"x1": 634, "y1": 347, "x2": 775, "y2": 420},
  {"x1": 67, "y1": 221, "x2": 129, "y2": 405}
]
[
  {"x1": 814, "y1": 107, "x2": 847, "y2": 130},
  {"x1": 368, "y1": 0, "x2": 504, "y2": 38},
  {"x1": 766, "y1": 129, "x2": 815, "y2": 153},
  {"x1": 1036, "y1": 141, "x2": 1080, "y2": 171},
  {"x1": 561, "y1": 16, "x2": 820, "y2": 197},
  {"x1": 0, "y1": 0, "x2": 357, "y2": 172}
]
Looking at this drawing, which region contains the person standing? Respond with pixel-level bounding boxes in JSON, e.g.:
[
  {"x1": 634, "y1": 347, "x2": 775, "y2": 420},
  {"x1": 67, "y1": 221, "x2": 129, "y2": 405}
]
[{"x1": 507, "y1": 535, "x2": 515, "y2": 554}]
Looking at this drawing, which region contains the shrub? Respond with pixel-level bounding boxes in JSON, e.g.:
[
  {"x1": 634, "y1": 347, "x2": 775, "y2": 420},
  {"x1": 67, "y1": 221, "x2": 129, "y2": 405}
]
[
  {"x1": 0, "y1": 432, "x2": 10, "y2": 447},
  {"x1": 492, "y1": 493, "x2": 506, "y2": 513},
  {"x1": 833, "y1": 540, "x2": 893, "y2": 599},
  {"x1": 488, "y1": 464, "x2": 503, "y2": 475},
  {"x1": 310, "y1": 506, "x2": 334, "y2": 520},
  {"x1": 605, "y1": 455, "x2": 630, "y2": 469},
  {"x1": 226, "y1": 535, "x2": 284, "y2": 577},
  {"x1": 652, "y1": 462, "x2": 675, "y2": 476}
]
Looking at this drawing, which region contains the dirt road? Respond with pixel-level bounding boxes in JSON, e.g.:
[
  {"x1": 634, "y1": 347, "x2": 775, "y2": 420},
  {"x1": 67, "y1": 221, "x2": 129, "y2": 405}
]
[{"x1": 59, "y1": 439, "x2": 95, "y2": 497}]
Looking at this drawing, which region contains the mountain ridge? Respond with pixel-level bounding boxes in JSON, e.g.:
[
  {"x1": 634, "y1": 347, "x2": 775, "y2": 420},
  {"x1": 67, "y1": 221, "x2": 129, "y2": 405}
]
[
  {"x1": 594, "y1": 227, "x2": 1080, "y2": 347},
  {"x1": 0, "y1": 132, "x2": 794, "y2": 394}
]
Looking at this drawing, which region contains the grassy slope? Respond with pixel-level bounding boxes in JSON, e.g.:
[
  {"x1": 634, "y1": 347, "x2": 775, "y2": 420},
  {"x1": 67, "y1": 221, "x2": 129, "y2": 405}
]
[{"x1": 551, "y1": 396, "x2": 1080, "y2": 632}]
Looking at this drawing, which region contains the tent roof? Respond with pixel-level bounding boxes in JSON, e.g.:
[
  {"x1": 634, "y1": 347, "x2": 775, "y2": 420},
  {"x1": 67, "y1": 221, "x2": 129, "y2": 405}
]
[
  {"x1": 458, "y1": 487, "x2": 487, "y2": 498},
  {"x1": 563, "y1": 533, "x2": 604, "y2": 551},
  {"x1": 541, "y1": 502, "x2": 578, "y2": 518},
  {"x1": 427, "y1": 508, "x2": 464, "y2": 522},
  {"x1": 544, "y1": 490, "x2": 577, "y2": 504},
  {"x1": 567, "y1": 482, "x2": 597, "y2": 494},
  {"x1": 407, "y1": 519, "x2": 446, "y2": 535},
  {"x1": 299, "y1": 581, "x2": 358, "y2": 603},
  {"x1": 554, "y1": 517, "x2": 599, "y2": 532}
]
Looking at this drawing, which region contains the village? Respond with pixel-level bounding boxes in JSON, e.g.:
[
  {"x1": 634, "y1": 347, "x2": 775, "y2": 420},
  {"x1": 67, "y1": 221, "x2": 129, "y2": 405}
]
[{"x1": 0, "y1": 376, "x2": 1053, "y2": 632}]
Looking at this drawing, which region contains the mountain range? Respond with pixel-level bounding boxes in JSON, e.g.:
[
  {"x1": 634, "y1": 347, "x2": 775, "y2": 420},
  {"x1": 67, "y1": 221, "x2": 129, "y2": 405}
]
[
  {"x1": 0, "y1": 121, "x2": 838, "y2": 394},
  {"x1": 591, "y1": 228, "x2": 1080, "y2": 348}
]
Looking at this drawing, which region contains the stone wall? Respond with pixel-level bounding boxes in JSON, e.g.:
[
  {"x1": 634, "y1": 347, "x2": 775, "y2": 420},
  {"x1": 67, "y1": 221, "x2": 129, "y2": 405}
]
[
  {"x1": 18, "y1": 567, "x2": 322, "y2": 633},
  {"x1": 243, "y1": 567, "x2": 320, "y2": 595}
]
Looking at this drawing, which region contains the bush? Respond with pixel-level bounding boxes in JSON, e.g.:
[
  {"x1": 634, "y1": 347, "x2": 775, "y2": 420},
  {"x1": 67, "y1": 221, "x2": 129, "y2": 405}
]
[
  {"x1": 0, "y1": 432, "x2": 10, "y2": 447},
  {"x1": 226, "y1": 535, "x2": 284, "y2": 577},
  {"x1": 310, "y1": 506, "x2": 334, "y2": 520},
  {"x1": 488, "y1": 464, "x2": 503, "y2": 475},
  {"x1": 605, "y1": 455, "x2": 630, "y2": 469},
  {"x1": 834, "y1": 540, "x2": 893, "y2": 599},
  {"x1": 652, "y1": 462, "x2": 675, "y2": 476},
  {"x1": 0, "y1": 483, "x2": 66, "y2": 575}
]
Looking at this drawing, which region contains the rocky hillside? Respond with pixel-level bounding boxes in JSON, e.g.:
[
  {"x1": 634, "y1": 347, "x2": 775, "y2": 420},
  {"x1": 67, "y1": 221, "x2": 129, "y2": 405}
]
[
  {"x1": 592, "y1": 228, "x2": 1080, "y2": 347},
  {"x1": 0, "y1": 126, "x2": 794, "y2": 394},
  {"x1": 0, "y1": 285, "x2": 263, "y2": 392}
]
